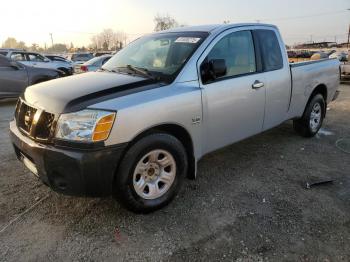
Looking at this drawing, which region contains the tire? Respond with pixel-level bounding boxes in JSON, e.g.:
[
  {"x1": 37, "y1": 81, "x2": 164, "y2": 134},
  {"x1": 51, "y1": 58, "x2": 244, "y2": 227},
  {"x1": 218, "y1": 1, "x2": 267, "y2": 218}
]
[
  {"x1": 293, "y1": 94, "x2": 325, "y2": 137},
  {"x1": 113, "y1": 133, "x2": 188, "y2": 213}
]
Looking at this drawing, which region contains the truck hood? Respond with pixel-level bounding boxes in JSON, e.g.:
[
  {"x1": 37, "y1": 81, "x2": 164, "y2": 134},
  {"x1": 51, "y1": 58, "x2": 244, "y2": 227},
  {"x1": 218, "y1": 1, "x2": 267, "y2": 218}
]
[{"x1": 23, "y1": 72, "x2": 159, "y2": 113}]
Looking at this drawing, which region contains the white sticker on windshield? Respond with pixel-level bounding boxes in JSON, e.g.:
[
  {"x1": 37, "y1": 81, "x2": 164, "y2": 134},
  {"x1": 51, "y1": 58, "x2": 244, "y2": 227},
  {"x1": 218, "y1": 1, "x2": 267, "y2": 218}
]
[{"x1": 175, "y1": 37, "x2": 201, "y2": 44}]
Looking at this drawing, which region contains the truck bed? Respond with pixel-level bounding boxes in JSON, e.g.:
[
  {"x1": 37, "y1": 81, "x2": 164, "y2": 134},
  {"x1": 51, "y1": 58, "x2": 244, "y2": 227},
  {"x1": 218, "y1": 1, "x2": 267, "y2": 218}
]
[{"x1": 288, "y1": 58, "x2": 340, "y2": 119}]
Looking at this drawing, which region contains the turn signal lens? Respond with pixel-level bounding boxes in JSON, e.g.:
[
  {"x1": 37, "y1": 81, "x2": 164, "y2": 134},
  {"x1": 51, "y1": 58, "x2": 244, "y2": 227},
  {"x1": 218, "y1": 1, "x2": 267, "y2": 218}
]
[{"x1": 92, "y1": 113, "x2": 116, "y2": 142}]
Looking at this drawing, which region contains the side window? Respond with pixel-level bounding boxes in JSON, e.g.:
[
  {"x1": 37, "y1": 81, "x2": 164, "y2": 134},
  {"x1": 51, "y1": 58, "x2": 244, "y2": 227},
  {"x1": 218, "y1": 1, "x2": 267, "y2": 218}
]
[
  {"x1": 27, "y1": 54, "x2": 45, "y2": 62},
  {"x1": 10, "y1": 52, "x2": 26, "y2": 61},
  {"x1": 255, "y1": 30, "x2": 283, "y2": 71},
  {"x1": 206, "y1": 30, "x2": 256, "y2": 79}
]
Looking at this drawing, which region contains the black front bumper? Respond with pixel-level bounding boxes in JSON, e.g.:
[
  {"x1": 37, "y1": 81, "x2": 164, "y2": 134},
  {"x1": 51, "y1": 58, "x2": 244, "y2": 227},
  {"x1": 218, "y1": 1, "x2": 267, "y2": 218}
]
[{"x1": 10, "y1": 121, "x2": 127, "y2": 197}]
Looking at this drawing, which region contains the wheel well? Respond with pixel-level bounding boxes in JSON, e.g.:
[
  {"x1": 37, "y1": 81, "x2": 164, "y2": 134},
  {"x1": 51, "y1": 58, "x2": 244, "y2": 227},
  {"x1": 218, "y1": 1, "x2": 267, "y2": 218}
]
[
  {"x1": 128, "y1": 124, "x2": 196, "y2": 179},
  {"x1": 311, "y1": 84, "x2": 327, "y2": 102},
  {"x1": 304, "y1": 84, "x2": 327, "y2": 117},
  {"x1": 57, "y1": 67, "x2": 69, "y2": 76}
]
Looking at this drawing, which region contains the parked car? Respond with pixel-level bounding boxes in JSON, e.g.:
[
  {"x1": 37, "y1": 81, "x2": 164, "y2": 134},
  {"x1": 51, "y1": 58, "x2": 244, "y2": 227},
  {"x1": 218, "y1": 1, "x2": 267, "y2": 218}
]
[
  {"x1": 10, "y1": 23, "x2": 340, "y2": 213},
  {"x1": 0, "y1": 48, "x2": 25, "y2": 56},
  {"x1": 68, "y1": 53, "x2": 94, "y2": 65},
  {"x1": 329, "y1": 51, "x2": 348, "y2": 62},
  {"x1": 296, "y1": 50, "x2": 314, "y2": 58},
  {"x1": 74, "y1": 55, "x2": 112, "y2": 73},
  {"x1": 93, "y1": 51, "x2": 113, "y2": 57},
  {"x1": 44, "y1": 55, "x2": 72, "y2": 63},
  {"x1": 0, "y1": 55, "x2": 60, "y2": 99},
  {"x1": 287, "y1": 50, "x2": 297, "y2": 58},
  {"x1": 310, "y1": 51, "x2": 329, "y2": 60},
  {"x1": 341, "y1": 63, "x2": 350, "y2": 79},
  {"x1": 5, "y1": 50, "x2": 73, "y2": 76}
]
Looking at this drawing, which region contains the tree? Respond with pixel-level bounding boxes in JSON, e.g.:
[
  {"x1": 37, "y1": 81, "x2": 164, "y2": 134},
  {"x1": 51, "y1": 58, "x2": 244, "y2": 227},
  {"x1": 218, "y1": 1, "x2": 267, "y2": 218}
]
[
  {"x1": 100, "y1": 29, "x2": 115, "y2": 50},
  {"x1": 47, "y1": 43, "x2": 68, "y2": 53},
  {"x1": 70, "y1": 42, "x2": 74, "y2": 51},
  {"x1": 102, "y1": 41, "x2": 109, "y2": 51},
  {"x1": 30, "y1": 43, "x2": 39, "y2": 51},
  {"x1": 17, "y1": 41, "x2": 26, "y2": 49},
  {"x1": 2, "y1": 37, "x2": 27, "y2": 49},
  {"x1": 90, "y1": 29, "x2": 127, "y2": 51},
  {"x1": 154, "y1": 14, "x2": 178, "y2": 32}
]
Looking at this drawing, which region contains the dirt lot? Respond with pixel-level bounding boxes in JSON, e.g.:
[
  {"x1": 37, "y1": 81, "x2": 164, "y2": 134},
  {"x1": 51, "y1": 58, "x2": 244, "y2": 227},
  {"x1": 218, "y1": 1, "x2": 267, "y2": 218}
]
[{"x1": 0, "y1": 85, "x2": 349, "y2": 262}]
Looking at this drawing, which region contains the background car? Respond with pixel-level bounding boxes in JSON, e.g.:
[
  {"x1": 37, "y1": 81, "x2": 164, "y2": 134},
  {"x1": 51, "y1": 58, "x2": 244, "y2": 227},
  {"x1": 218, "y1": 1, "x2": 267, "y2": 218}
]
[
  {"x1": 44, "y1": 55, "x2": 73, "y2": 63},
  {"x1": 68, "y1": 53, "x2": 94, "y2": 65},
  {"x1": 93, "y1": 51, "x2": 113, "y2": 57},
  {"x1": 74, "y1": 54, "x2": 112, "y2": 73},
  {"x1": 0, "y1": 48, "x2": 25, "y2": 56},
  {"x1": 5, "y1": 50, "x2": 73, "y2": 76},
  {"x1": 310, "y1": 51, "x2": 329, "y2": 60},
  {"x1": 329, "y1": 51, "x2": 348, "y2": 62},
  {"x1": 0, "y1": 55, "x2": 60, "y2": 99}
]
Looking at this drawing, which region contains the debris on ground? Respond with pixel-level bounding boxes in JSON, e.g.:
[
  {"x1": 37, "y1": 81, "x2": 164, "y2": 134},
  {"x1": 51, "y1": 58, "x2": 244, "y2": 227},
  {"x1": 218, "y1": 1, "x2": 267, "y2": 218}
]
[
  {"x1": 335, "y1": 138, "x2": 350, "y2": 154},
  {"x1": 306, "y1": 180, "x2": 334, "y2": 189}
]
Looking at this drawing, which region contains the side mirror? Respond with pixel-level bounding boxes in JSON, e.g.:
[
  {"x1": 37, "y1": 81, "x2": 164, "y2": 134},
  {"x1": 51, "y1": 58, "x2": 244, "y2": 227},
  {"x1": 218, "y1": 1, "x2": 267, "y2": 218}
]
[
  {"x1": 201, "y1": 59, "x2": 227, "y2": 83},
  {"x1": 44, "y1": 58, "x2": 50, "y2": 62}
]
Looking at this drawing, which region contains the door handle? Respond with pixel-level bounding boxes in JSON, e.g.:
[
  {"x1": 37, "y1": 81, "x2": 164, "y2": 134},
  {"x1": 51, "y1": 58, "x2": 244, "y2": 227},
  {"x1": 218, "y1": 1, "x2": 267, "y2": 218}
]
[{"x1": 252, "y1": 80, "x2": 264, "y2": 89}]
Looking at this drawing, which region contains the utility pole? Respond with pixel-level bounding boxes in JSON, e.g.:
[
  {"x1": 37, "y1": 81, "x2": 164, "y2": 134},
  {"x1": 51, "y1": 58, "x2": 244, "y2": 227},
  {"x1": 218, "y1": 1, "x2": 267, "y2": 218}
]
[
  {"x1": 347, "y1": 9, "x2": 350, "y2": 49},
  {"x1": 347, "y1": 24, "x2": 350, "y2": 49},
  {"x1": 49, "y1": 33, "x2": 54, "y2": 47}
]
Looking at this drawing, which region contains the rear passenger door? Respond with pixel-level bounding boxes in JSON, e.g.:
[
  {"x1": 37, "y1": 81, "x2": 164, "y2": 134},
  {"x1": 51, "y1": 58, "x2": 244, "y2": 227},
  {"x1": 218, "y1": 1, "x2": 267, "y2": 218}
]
[
  {"x1": 253, "y1": 29, "x2": 291, "y2": 130},
  {"x1": 199, "y1": 29, "x2": 266, "y2": 153}
]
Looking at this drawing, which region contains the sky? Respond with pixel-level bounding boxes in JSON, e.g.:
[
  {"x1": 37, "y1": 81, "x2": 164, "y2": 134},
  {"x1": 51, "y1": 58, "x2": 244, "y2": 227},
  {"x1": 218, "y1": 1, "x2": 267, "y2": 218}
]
[{"x1": 0, "y1": 0, "x2": 349, "y2": 47}]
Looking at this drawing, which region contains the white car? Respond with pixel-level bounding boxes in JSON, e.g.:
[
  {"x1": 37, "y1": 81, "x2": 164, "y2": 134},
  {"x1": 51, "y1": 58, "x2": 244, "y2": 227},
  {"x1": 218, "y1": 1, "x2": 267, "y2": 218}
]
[
  {"x1": 3, "y1": 50, "x2": 74, "y2": 76},
  {"x1": 329, "y1": 51, "x2": 348, "y2": 62}
]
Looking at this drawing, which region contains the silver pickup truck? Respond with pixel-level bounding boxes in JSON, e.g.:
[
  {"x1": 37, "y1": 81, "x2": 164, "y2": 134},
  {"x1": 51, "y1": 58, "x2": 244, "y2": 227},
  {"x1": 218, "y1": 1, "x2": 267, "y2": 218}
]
[{"x1": 10, "y1": 23, "x2": 340, "y2": 213}]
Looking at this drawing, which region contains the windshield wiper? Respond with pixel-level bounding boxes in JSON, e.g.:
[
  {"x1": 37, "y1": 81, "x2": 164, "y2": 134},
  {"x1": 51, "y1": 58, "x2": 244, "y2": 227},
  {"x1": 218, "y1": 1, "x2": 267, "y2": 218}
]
[{"x1": 115, "y1": 65, "x2": 156, "y2": 80}]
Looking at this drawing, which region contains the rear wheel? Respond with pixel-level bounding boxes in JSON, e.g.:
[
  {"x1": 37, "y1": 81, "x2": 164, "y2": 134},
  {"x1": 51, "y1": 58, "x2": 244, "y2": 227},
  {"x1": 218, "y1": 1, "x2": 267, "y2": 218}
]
[
  {"x1": 293, "y1": 94, "x2": 325, "y2": 137},
  {"x1": 113, "y1": 133, "x2": 188, "y2": 213}
]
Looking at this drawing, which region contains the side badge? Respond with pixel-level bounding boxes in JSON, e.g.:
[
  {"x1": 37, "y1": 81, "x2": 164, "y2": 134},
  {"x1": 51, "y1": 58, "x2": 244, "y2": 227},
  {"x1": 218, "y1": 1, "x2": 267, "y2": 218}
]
[{"x1": 192, "y1": 116, "x2": 201, "y2": 125}]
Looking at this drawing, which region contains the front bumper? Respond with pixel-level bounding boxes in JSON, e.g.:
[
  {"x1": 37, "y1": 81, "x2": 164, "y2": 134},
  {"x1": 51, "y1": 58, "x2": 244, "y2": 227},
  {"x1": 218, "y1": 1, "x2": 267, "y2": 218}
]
[{"x1": 10, "y1": 121, "x2": 127, "y2": 197}]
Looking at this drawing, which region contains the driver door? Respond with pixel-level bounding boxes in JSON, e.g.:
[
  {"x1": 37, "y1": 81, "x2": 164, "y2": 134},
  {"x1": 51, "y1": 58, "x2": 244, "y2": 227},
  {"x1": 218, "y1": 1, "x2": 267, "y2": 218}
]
[{"x1": 199, "y1": 29, "x2": 266, "y2": 154}]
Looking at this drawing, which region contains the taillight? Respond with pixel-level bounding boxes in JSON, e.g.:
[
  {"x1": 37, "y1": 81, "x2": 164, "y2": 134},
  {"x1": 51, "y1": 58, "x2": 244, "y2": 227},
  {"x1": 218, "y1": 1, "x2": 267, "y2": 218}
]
[{"x1": 81, "y1": 65, "x2": 88, "y2": 72}]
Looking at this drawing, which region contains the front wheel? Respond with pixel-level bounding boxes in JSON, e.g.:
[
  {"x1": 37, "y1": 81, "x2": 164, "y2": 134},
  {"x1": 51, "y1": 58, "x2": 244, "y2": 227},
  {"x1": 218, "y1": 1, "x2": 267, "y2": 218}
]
[
  {"x1": 113, "y1": 133, "x2": 188, "y2": 213},
  {"x1": 293, "y1": 94, "x2": 325, "y2": 137}
]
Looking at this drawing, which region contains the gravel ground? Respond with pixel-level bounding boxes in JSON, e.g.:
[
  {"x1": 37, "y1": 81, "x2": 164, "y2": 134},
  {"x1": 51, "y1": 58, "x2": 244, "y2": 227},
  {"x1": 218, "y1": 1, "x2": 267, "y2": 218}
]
[{"x1": 0, "y1": 85, "x2": 349, "y2": 262}]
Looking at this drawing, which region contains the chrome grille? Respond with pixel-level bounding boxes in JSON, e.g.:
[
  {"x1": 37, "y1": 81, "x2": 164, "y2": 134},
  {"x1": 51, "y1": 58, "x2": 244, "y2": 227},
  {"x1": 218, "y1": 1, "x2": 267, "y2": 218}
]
[{"x1": 15, "y1": 99, "x2": 55, "y2": 141}]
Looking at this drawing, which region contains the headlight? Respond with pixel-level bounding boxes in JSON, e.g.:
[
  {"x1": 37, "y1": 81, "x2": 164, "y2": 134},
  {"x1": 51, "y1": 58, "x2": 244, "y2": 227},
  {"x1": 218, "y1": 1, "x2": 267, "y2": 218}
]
[{"x1": 55, "y1": 109, "x2": 116, "y2": 142}]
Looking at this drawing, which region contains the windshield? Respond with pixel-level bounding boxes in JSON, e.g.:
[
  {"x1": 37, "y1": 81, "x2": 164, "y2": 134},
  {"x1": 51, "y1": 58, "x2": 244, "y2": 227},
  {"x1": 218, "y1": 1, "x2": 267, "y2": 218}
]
[{"x1": 103, "y1": 32, "x2": 208, "y2": 83}]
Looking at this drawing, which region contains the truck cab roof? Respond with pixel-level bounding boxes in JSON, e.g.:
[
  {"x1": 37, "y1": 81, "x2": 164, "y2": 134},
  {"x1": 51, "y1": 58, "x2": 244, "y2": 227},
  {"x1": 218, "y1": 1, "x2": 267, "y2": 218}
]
[{"x1": 161, "y1": 23, "x2": 278, "y2": 34}]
